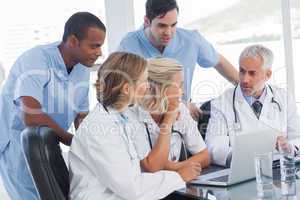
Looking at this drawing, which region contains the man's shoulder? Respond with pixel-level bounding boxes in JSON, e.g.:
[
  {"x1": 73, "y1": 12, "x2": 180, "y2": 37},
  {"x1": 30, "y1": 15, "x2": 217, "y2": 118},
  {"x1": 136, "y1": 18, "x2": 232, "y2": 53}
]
[
  {"x1": 7, "y1": 43, "x2": 63, "y2": 86},
  {"x1": 175, "y1": 28, "x2": 213, "y2": 50},
  {"x1": 268, "y1": 84, "x2": 289, "y2": 101},
  {"x1": 120, "y1": 29, "x2": 141, "y2": 44},
  {"x1": 268, "y1": 84, "x2": 286, "y2": 93},
  {"x1": 211, "y1": 87, "x2": 235, "y2": 108},
  {"x1": 215, "y1": 87, "x2": 235, "y2": 100},
  {"x1": 20, "y1": 45, "x2": 44, "y2": 59},
  {"x1": 176, "y1": 27, "x2": 197, "y2": 36},
  {"x1": 119, "y1": 28, "x2": 146, "y2": 55},
  {"x1": 176, "y1": 28, "x2": 202, "y2": 41},
  {"x1": 21, "y1": 42, "x2": 58, "y2": 62},
  {"x1": 11, "y1": 45, "x2": 50, "y2": 71}
]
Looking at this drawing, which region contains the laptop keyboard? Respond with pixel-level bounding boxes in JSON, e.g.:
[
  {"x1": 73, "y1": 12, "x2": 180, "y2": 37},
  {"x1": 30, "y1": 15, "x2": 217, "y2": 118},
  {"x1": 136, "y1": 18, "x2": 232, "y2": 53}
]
[{"x1": 209, "y1": 175, "x2": 229, "y2": 182}]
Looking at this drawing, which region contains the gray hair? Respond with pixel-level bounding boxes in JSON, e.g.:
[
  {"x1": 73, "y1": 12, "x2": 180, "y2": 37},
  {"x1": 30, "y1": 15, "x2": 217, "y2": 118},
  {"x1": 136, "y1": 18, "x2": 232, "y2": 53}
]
[{"x1": 239, "y1": 45, "x2": 274, "y2": 69}]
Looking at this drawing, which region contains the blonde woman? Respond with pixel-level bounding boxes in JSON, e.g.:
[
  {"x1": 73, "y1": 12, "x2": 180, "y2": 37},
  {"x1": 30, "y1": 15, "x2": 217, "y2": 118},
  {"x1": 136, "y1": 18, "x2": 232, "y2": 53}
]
[
  {"x1": 131, "y1": 57, "x2": 211, "y2": 173},
  {"x1": 69, "y1": 52, "x2": 200, "y2": 200}
]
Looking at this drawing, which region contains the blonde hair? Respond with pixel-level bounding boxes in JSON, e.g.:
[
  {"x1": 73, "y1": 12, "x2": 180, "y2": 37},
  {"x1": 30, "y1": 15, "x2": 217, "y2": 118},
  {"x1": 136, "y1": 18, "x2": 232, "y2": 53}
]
[
  {"x1": 95, "y1": 52, "x2": 147, "y2": 110},
  {"x1": 142, "y1": 57, "x2": 182, "y2": 113}
]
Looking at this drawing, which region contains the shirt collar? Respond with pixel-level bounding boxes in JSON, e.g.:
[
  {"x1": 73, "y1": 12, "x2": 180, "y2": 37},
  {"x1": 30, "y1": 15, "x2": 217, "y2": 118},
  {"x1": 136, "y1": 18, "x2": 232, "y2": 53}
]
[
  {"x1": 134, "y1": 105, "x2": 156, "y2": 124},
  {"x1": 98, "y1": 103, "x2": 128, "y2": 123},
  {"x1": 53, "y1": 42, "x2": 68, "y2": 73},
  {"x1": 137, "y1": 25, "x2": 180, "y2": 56},
  {"x1": 54, "y1": 42, "x2": 87, "y2": 79},
  {"x1": 243, "y1": 86, "x2": 267, "y2": 106}
]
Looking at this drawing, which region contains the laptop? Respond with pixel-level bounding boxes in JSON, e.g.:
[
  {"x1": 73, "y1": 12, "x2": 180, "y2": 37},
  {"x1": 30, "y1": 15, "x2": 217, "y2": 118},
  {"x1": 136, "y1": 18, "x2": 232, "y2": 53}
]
[{"x1": 191, "y1": 130, "x2": 278, "y2": 186}]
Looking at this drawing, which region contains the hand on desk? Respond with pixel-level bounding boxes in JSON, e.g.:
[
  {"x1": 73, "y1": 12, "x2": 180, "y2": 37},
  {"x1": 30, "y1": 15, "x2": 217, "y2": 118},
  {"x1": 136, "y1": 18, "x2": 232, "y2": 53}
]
[
  {"x1": 177, "y1": 161, "x2": 202, "y2": 182},
  {"x1": 276, "y1": 136, "x2": 293, "y2": 154}
]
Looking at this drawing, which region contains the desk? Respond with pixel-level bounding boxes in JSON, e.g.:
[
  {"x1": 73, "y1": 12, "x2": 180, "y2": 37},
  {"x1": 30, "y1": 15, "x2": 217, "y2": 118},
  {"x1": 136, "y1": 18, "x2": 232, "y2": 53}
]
[{"x1": 172, "y1": 166, "x2": 300, "y2": 200}]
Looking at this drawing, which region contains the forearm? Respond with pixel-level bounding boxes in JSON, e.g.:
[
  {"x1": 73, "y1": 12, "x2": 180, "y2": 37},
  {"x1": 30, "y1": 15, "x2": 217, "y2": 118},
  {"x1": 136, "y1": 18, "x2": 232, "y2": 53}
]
[
  {"x1": 21, "y1": 96, "x2": 72, "y2": 145},
  {"x1": 142, "y1": 131, "x2": 171, "y2": 172},
  {"x1": 164, "y1": 161, "x2": 183, "y2": 171},
  {"x1": 215, "y1": 54, "x2": 239, "y2": 85},
  {"x1": 185, "y1": 149, "x2": 211, "y2": 169},
  {"x1": 74, "y1": 112, "x2": 88, "y2": 130},
  {"x1": 23, "y1": 112, "x2": 72, "y2": 145},
  {"x1": 164, "y1": 150, "x2": 211, "y2": 171},
  {"x1": 142, "y1": 116, "x2": 174, "y2": 172}
]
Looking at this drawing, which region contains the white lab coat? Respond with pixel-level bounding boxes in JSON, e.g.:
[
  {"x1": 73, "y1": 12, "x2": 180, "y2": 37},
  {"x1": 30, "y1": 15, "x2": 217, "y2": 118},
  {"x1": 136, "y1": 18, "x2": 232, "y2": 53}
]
[
  {"x1": 69, "y1": 103, "x2": 185, "y2": 200},
  {"x1": 128, "y1": 103, "x2": 207, "y2": 162},
  {"x1": 205, "y1": 84, "x2": 300, "y2": 166}
]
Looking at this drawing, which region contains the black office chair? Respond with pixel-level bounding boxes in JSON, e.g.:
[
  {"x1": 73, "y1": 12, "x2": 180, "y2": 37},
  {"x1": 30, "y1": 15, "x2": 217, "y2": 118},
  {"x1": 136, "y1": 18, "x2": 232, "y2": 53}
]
[
  {"x1": 21, "y1": 126, "x2": 69, "y2": 200},
  {"x1": 197, "y1": 100, "x2": 212, "y2": 140}
]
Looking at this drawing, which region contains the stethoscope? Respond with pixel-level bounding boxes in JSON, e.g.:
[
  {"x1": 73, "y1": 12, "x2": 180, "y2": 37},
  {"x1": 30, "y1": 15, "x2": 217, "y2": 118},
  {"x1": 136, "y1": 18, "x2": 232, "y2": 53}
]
[
  {"x1": 228, "y1": 85, "x2": 282, "y2": 147},
  {"x1": 232, "y1": 84, "x2": 282, "y2": 126},
  {"x1": 144, "y1": 123, "x2": 188, "y2": 161}
]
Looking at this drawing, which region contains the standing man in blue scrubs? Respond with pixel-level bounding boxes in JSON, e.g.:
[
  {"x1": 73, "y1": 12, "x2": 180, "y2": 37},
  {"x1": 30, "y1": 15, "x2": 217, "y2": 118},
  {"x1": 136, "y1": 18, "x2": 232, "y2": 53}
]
[
  {"x1": 0, "y1": 12, "x2": 106, "y2": 199},
  {"x1": 119, "y1": 0, "x2": 239, "y2": 120}
]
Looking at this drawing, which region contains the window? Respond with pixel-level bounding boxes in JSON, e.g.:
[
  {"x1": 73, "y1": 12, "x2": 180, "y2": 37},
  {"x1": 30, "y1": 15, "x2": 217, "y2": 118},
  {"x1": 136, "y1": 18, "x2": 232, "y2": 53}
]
[
  {"x1": 0, "y1": 0, "x2": 107, "y2": 105},
  {"x1": 291, "y1": 0, "x2": 300, "y2": 109},
  {"x1": 0, "y1": 0, "x2": 107, "y2": 109},
  {"x1": 134, "y1": 0, "x2": 147, "y2": 28},
  {"x1": 178, "y1": 0, "x2": 286, "y2": 103},
  {"x1": 0, "y1": 0, "x2": 107, "y2": 67}
]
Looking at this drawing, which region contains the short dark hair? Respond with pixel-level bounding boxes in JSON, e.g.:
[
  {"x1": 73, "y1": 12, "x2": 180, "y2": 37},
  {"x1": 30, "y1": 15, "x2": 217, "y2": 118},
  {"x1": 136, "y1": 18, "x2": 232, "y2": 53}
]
[
  {"x1": 62, "y1": 12, "x2": 106, "y2": 42},
  {"x1": 146, "y1": 0, "x2": 179, "y2": 22}
]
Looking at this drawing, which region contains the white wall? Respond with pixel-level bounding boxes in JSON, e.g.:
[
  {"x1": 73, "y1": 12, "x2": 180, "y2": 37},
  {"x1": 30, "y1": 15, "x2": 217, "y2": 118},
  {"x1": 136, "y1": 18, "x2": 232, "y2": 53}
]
[{"x1": 104, "y1": 0, "x2": 135, "y2": 53}]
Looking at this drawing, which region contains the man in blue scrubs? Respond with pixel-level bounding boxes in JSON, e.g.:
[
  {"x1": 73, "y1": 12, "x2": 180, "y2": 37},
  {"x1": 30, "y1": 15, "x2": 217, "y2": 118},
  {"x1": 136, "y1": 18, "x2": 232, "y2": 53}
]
[
  {"x1": 0, "y1": 12, "x2": 106, "y2": 199},
  {"x1": 119, "y1": 0, "x2": 239, "y2": 120}
]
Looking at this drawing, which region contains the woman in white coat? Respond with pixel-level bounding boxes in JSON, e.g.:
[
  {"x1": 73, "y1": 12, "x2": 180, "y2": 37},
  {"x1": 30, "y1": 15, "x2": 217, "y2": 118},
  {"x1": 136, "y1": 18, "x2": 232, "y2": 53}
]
[
  {"x1": 68, "y1": 52, "x2": 201, "y2": 200},
  {"x1": 129, "y1": 58, "x2": 211, "y2": 173}
]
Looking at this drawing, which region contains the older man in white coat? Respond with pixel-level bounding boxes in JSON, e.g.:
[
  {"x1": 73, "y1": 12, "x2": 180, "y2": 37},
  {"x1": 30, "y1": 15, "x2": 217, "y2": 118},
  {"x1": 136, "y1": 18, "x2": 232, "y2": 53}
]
[{"x1": 205, "y1": 44, "x2": 300, "y2": 166}]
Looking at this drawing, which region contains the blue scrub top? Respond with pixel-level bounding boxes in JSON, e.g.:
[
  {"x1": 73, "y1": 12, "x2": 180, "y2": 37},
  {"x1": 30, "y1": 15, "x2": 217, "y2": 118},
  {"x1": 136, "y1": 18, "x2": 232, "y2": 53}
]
[
  {"x1": 0, "y1": 42, "x2": 90, "y2": 152},
  {"x1": 119, "y1": 26, "x2": 219, "y2": 101}
]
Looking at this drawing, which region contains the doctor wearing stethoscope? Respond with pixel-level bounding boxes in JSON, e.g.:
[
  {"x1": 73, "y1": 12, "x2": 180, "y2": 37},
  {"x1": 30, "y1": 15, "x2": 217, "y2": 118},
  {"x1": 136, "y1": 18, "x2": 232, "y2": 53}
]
[
  {"x1": 205, "y1": 45, "x2": 300, "y2": 166},
  {"x1": 129, "y1": 57, "x2": 211, "y2": 173},
  {"x1": 69, "y1": 52, "x2": 201, "y2": 200}
]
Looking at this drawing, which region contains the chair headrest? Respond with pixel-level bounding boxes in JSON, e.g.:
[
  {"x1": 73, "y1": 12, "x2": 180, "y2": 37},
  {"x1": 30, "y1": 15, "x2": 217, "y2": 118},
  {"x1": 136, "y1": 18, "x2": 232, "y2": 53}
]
[{"x1": 21, "y1": 126, "x2": 69, "y2": 200}]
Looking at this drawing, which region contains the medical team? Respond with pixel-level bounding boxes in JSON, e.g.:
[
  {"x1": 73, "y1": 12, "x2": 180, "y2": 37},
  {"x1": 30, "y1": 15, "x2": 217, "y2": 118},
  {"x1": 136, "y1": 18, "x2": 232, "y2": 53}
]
[{"x1": 0, "y1": 0, "x2": 299, "y2": 199}]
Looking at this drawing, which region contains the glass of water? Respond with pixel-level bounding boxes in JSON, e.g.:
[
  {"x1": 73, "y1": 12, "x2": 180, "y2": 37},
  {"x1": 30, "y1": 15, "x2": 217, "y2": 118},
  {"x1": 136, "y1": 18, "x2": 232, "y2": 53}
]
[
  {"x1": 278, "y1": 138, "x2": 296, "y2": 196},
  {"x1": 254, "y1": 152, "x2": 274, "y2": 199}
]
